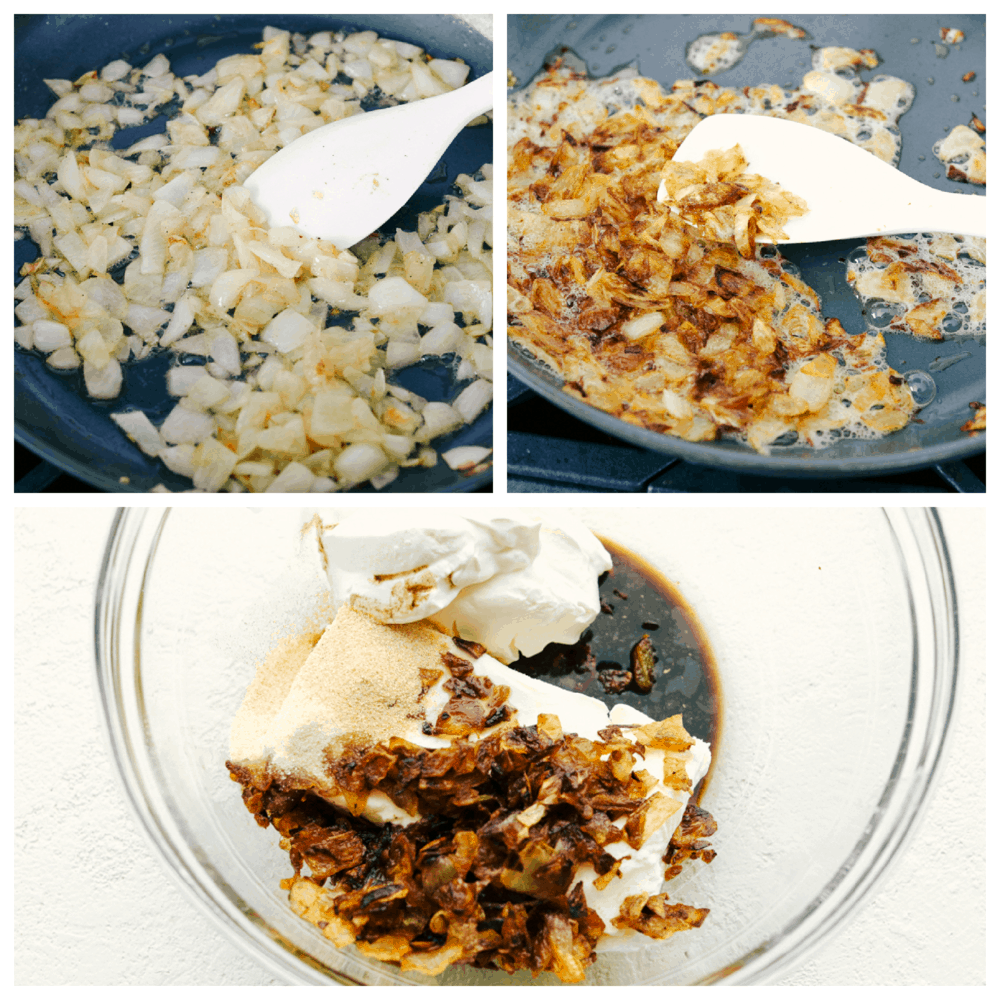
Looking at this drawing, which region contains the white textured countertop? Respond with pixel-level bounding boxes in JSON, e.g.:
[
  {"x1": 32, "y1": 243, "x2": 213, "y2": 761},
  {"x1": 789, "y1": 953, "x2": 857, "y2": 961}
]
[{"x1": 13, "y1": 507, "x2": 983, "y2": 985}]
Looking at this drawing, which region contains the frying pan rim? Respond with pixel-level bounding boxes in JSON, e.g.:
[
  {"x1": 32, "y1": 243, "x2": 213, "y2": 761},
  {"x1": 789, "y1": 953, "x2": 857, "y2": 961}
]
[{"x1": 508, "y1": 347, "x2": 984, "y2": 478}]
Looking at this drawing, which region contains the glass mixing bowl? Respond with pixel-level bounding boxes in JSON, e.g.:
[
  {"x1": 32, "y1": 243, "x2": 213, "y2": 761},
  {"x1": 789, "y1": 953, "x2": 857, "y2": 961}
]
[{"x1": 95, "y1": 507, "x2": 958, "y2": 984}]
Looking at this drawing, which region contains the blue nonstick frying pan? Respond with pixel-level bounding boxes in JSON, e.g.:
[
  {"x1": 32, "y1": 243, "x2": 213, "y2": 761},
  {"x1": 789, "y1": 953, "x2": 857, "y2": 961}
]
[
  {"x1": 507, "y1": 14, "x2": 985, "y2": 477},
  {"x1": 16, "y1": 14, "x2": 493, "y2": 492}
]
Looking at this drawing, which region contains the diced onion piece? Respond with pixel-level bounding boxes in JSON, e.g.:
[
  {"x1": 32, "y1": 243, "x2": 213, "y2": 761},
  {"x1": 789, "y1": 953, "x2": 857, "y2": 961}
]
[
  {"x1": 166, "y1": 365, "x2": 207, "y2": 396},
  {"x1": 44, "y1": 78, "x2": 74, "y2": 97},
  {"x1": 191, "y1": 438, "x2": 238, "y2": 492},
  {"x1": 46, "y1": 347, "x2": 81, "y2": 370},
  {"x1": 138, "y1": 199, "x2": 181, "y2": 275},
  {"x1": 160, "y1": 403, "x2": 216, "y2": 444},
  {"x1": 159, "y1": 295, "x2": 196, "y2": 347},
  {"x1": 309, "y1": 476, "x2": 338, "y2": 492},
  {"x1": 101, "y1": 60, "x2": 131, "y2": 82},
  {"x1": 83, "y1": 359, "x2": 123, "y2": 399},
  {"x1": 443, "y1": 279, "x2": 492, "y2": 328},
  {"x1": 186, "y1": 374, "x2": 231, "y2": 410},
  {"x1": 196, "y1": 78, "x2": 246, "y2": 127},
  {"x1": 309, "y1": 386, "x2": 356, "y2": 445},
  {"x1": 470, "y1": 342, "x2": 493, "y2": 379},
  {"x1": 420, "y1": 321, "x2": 461, "y2": 355},
  {"x1": 394, "y1": 40, "x2": 423, "y2": 59},
  {"x1": 125, "y1": 302, "x2": 172, "y2": 337},
  {"x1": 418, "y1": 300, "x2": 454, "y2": 327},
  {"x1": 386, "y1": 340, "x2": 421, "y2": 368},
  {"x1": 334, "y1": 443, "x2": 388, "y2": 484},
  {"x1": 210, "y1": 329, "x2": 241, "y2": 376},
  {"x1": 15, "y1": 297, "x2": 50, "y2": 324},
  {"x1": 416, "y1": 401, "x2": 463, "y2": 442},
  {"x1": 190, "y1": 247, "x2": 229, "y2": 288},
  {"x1": 368, "y1": 275, "x2": 427, "y2": 314},
  {"x1": 159, "y1": 444, "x2": 196, "y2": 477},
  {"x1": 621, "y1": 312, "x2": 665, "y2": 341},
  {"x1": 53, "y1": 232, "x2": 90, "y2": 273},
  {"x1": 381, "y1": 434, "x2": 414, "y2": 460},
  {"x1": 142, "y1": 53, "x2": 171, "y2": 77},
  {"x1": 117, "y1": 107, "x2": 145, "y2": 127},
  {"x1": 152, "y1": 171, "x2": 195, "y2": 207},
  {"x1": 369, "y1": 466, "x2": 399, "y2": 490},
  {"x1": 441, "y1": 445, "x2": 491, "y2": 471},
  {"x1": 261, "y1": 308, "x2": 314, "y2": 353},
  {"x1": 661, "y1": 389, "x2": 694, "y2": 420},
  {"x1": 257, "y1": 414, "x2": 307, "y2": 454},
  {"x1": 76, "y1": 328, "x2": 112, "y2": 367},
  {"x1": 265, "y1": 461, "x2": 315, "y2": 492},
  {"x1": 234, "y1": 460, "x2": 274, "y2": 477},
  {"x1": 248, "y1": 240, "x2": 301, "y2": 278},
  {"x1": 428, "y1": 59, "x2": 470, "y2": 89},
  {"x1": 216, "y1": 380, "x2": 251, "y2": 414},
  {"x1": 453, "y1": 379, "x2": 493, "y2": 423},
  {"x1": 308, "y1": 277, "x2": 367, "y2": 310},
  {"x1": 411, "y1": 60, "x2": 449, "y2": 98},
  {"x1": 32, "y1": 320, "x2": 72, "y2": 352},
  {"x1": 110, "y1": 410, "x2": 164, "y2": 457},
  {"x1": 209, "y1": 268, "x2": 259, "y2": 311}
]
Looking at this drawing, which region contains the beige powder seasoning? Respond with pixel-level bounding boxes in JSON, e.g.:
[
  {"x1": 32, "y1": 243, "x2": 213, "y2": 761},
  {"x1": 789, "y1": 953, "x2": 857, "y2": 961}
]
[{"x1": 231, "y1": 604, "x2": 457, "y2": 783}]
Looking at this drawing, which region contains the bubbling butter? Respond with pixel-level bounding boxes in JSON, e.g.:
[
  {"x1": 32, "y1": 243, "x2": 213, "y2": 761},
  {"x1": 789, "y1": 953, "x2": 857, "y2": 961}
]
[{"x1": 846, "y1": 233, "x2": 986, "y2": 340}]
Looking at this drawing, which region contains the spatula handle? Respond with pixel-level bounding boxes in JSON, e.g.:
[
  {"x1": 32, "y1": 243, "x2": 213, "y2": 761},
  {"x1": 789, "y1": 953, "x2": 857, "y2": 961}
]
[
  {"x1": 444, "y1": 71, "x2": 494, "y2": 121},
  {"x1": 889, "y1": 185, "x2": 987, "y2": 239}
]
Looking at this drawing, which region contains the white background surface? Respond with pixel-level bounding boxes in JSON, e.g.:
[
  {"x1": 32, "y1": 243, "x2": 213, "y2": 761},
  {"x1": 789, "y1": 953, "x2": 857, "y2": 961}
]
[{"x1": 13, "y1": 506, "x2": 984, "y2": 986}]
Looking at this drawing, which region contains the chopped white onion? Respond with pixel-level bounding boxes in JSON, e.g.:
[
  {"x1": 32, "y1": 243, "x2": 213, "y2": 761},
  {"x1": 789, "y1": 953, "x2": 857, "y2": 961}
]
[
  {"x1": 415, "y1": 401, "x2": 462, "y2": 443},
  {"x1": 32, "y1": 320, "x2": 72, "y2": 352},
  {"x1": 420, "y1": 321, "x2": 461, "y2": 355},
  {"x1": 453, "y1": 379, "x2": 493, "y2": 423},
  {"x1": 166, "y1": 365, "x2": 206, "y2": 396},
  {"x1": 160, "y1": 403, "x2": 216, "y2": 444},
  {"x1": 83, "y1": 359, "x2": 123, "y2": 399},
  {"x1": 191, "y1": 437, "x2": 238, "y2": 492},
  {"x1": 441, "y1": 445, "x2": 491, "y2": 471},
  {"x1": 368, "y1": 275, "x2": 427, "y2": 313},
  {"x1": 46, "y1": 347, "x2": 81, "y2": 369},
  {"x1": 159, "y1": 443, "x2": 196, "y2": 477},
  {"x1": 159, "y1": 295, "x2": 196, "y2": 347},
  {"x1": 334, "y1": 442, "x2": 388, "y2": 485},
  {"x1": 261, "y1": 308, "x2": 314, "y2": 353},
  {"x1": 386, "y1": 340, "x2": 421, "y2": 368},
  {"x1": 110, "y1": 410, "x2": 164, "y2": 457},
  {"x1": 265, "y1": 461, "x2": 315, "y2": 492}
]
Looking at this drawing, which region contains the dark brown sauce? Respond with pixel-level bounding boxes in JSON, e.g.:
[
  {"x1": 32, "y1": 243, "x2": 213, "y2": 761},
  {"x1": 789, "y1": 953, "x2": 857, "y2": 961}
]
[{"x1": 509, "y1": 535, "x2": 722, "y2": 798}]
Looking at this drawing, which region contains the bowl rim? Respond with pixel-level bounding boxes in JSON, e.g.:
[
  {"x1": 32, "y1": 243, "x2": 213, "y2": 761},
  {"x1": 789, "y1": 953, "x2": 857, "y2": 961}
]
[{"x1": 94, "y1": 506, "x2": 959, "y2": 985}]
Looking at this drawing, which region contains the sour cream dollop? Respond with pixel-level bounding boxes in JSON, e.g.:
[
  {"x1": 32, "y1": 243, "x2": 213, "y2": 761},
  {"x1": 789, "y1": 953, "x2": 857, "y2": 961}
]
[{"x1": 318, "y1": 509, "x2": 612, "y2": 662}]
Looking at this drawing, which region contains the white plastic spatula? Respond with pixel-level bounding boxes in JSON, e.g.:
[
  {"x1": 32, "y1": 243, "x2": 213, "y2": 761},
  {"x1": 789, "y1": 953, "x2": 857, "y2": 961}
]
[
  {"x1": 243, "y1": 72, "x2": 493, "y2": 248},
  {"x1": 664, "y1": 114, "x2": 986, "y2": 242}
]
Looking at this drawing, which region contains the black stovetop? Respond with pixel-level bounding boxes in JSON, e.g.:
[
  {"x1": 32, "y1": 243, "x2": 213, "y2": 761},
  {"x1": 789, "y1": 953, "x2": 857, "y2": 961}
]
[{"x1": 507, "y1": 378, "x2": 985, "y2": 493}]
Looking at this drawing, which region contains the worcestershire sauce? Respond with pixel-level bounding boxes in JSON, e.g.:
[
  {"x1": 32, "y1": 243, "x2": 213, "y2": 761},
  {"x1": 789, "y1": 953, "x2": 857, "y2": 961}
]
[{"x1": 509, "y1": 536, "x2": 721, "y2": 794}]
